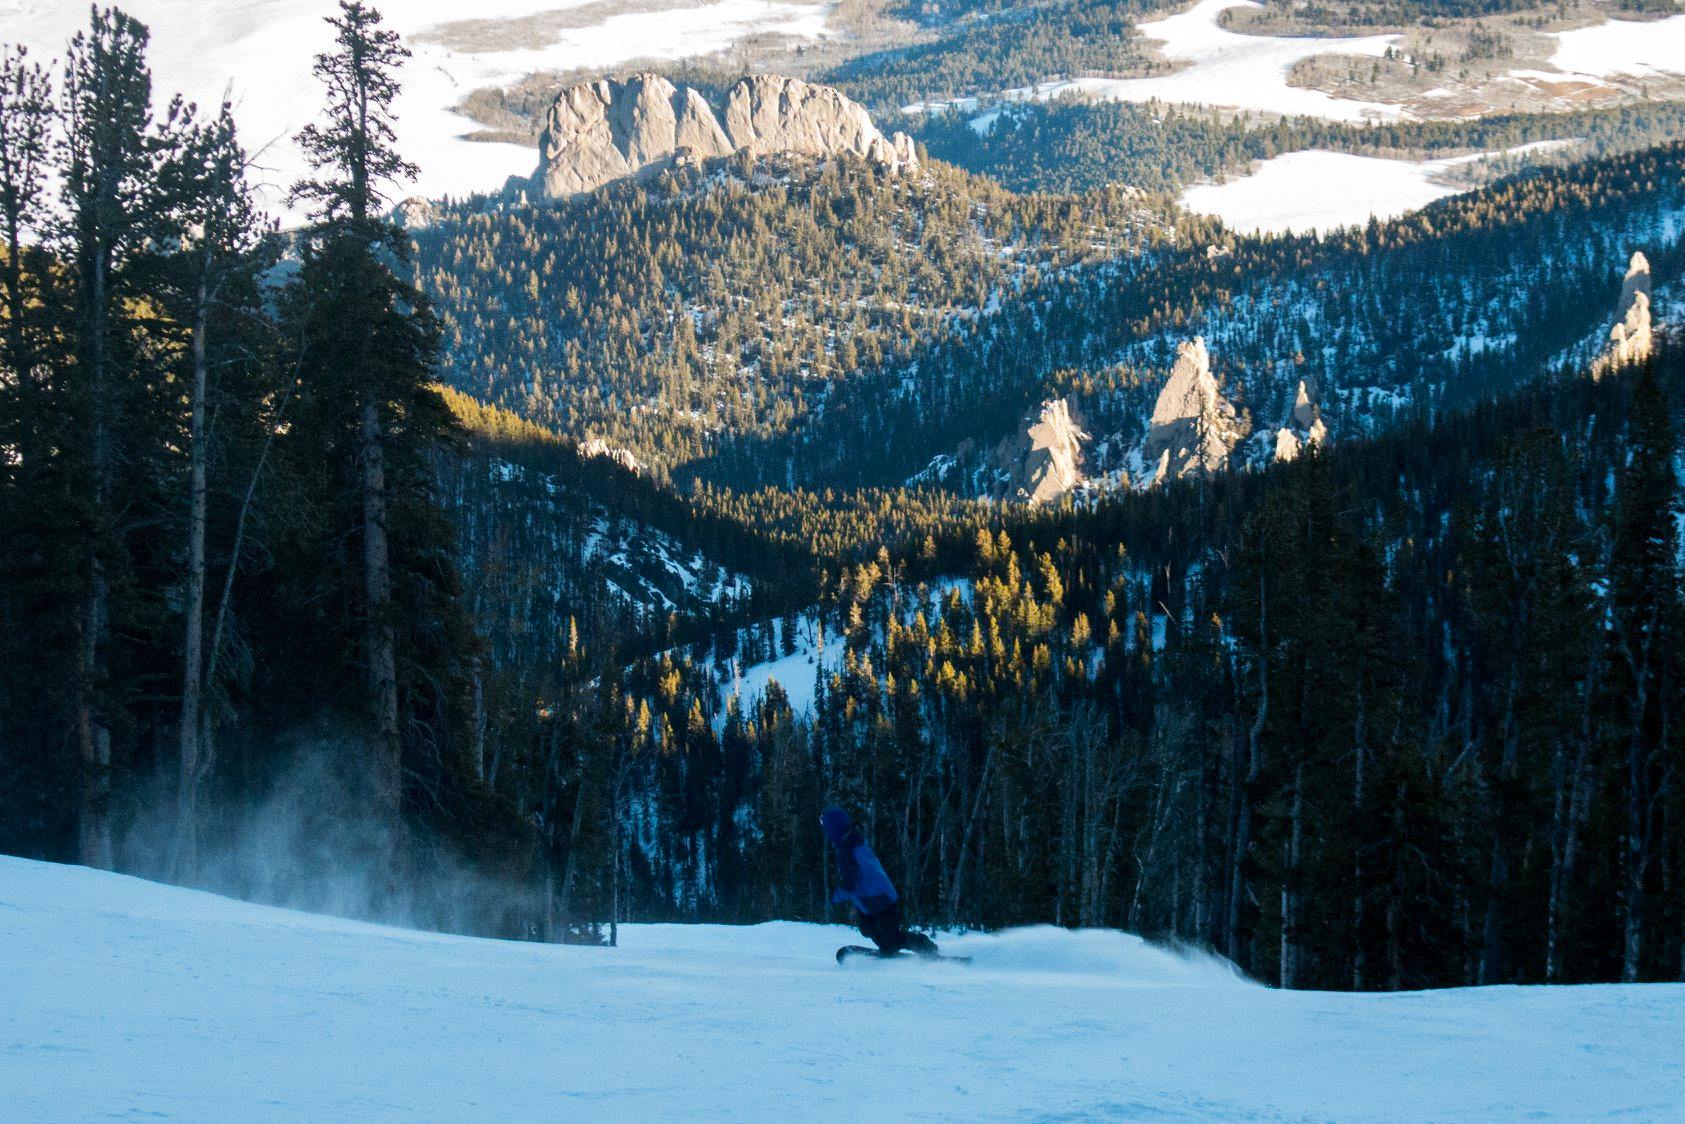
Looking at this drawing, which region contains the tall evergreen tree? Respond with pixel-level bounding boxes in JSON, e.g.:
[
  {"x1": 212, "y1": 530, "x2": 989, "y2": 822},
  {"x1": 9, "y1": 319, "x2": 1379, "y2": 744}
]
[
  {"x1": 285, "y1": 0, "x2": 464, "y2": 841},
  {"x1": 0, "y1": 44, "x2": 71, "y2": 857},
  {"x1": 57, "y1": 8, "x2": 158, "y2": 869},
  {"x1": 148, "y1": 95, "x2": 273, "y2": 875}
]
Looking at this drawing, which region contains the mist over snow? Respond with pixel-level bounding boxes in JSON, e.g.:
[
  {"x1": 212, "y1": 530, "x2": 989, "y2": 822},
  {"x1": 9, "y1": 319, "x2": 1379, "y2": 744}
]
[
  {"x1": 6, "y1": 857, "x2": 1685, "y2": 1119},
  {"x1": 1, "y1": 0, "x2": 831, "y2": 220}
]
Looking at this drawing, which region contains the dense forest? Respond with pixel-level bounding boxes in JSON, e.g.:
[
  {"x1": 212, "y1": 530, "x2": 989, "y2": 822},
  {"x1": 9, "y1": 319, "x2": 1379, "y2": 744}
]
[
  {"x1": 0, "y1": 4, "x2": 532, "y2": 918},
  {"x1": 917, "y1": 97, "x2": 1685, "y2": 195},
  {"x1": 826, "y1": 0, "x2": 1183, "y2": 114},
  {"x1": 541, "y1": 343, "x2": 1685, "y2": 988},
  {"x1": 2, "y1": 2, "x2": 1681, "y2": 994},
  {"x1": 414, "y1": 141, "x2": 1685, "y2": 493}
]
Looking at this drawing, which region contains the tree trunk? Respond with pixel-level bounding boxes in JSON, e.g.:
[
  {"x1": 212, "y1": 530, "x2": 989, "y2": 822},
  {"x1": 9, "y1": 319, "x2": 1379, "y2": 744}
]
[
  {"x1": 360, "y1": 396, "x2": 400, "y2": 828},
  {"x1": 1352, "y1": 692, "x2": 1368, "y2": 991},
  {"x1": 471, "y1": 661, "x2": 487, "y2": 783},
  {"x1": 1623, "y1": 688, "x2": 1649, "y2": 983},
  {"x1": 946, "y1": 739, "x2": 996, "y2": 927},
  {"x1": 77, "y1": 246, "x2": 112, "y2": 871},
  {"x1": 1547, "y1": 650, "x2": 1596, "y2": 984},
  {"x1": 1228, "y1": 576, "x2": 1267, "y2": 966},
  {"x1": 174, "y1": 276, "x2": 210, "y2": 879},
  {"x1": 1280, "y1": 761, "x2": 1303, "y2": 989},
  {"x1": 556, "y1": 765, "x2": 589, "y2": 936}
]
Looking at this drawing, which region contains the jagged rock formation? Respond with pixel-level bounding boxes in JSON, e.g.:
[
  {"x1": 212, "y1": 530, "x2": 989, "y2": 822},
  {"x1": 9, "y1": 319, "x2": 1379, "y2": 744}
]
[
  {"x1": 990, "y1": 398, "x2": 1089, "y2": 505},
  {"x1": 391, "y1": 197, "x2": 439, "y2": 230},
  {"x1": 1593, "y1": 251, "x2": 1653, "y2": 379},
  {"x1": 1137, "y1": 338, "x2": 1247, "y2": 487},
  {"x1": 1273, "y1": 380, "x2": 1329, "y2": 463},
  {"x1": 532, "y1": 73, "x2": 919, "y2": 199},
  {"x1": 579, "y1": 437, "x2": 643, "y2": 475}
]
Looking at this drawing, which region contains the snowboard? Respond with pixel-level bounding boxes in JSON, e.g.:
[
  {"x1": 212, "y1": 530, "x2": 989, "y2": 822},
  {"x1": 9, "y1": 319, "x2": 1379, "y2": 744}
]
[{"x1": 835, "y1": 944, "x2": 971, "y2": 965}]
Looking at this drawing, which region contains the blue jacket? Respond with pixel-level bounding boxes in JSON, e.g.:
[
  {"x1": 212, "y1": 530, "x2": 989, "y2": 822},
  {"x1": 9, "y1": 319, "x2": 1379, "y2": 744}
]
[{"x1": 821, "y1": 807, "x2": 898, "y2": 916}]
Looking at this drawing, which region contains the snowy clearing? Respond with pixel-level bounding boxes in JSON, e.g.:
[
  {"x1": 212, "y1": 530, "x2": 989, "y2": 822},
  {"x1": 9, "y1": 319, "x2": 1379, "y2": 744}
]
[
  {"x1": 6, "y1": 856, "x2": 1685, "y2": 1120},
  {"x1": 1180, "y1": 142, "x2": 1573, "y2": 236},
  {"x1": 1548, "y1": 12, "x2": 1685, "y2": 80},
  {"x1": 908, "y1": 0, "x2": 1402, "y2": 124},
  {"x1": 1, "y1": 0, "x2": 830, "y2": 220}
]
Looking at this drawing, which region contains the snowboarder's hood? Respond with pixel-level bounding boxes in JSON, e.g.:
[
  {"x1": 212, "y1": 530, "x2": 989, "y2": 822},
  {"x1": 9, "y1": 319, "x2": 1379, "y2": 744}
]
[{"x1": 820, "y1": 807, "x2": 851, "y2": 844}]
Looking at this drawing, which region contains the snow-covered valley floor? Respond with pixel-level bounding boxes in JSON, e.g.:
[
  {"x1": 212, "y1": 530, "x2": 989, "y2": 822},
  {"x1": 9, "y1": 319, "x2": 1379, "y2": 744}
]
[{"x1": 5, "y1": 857, "x2": 1684, "y2": 1120}]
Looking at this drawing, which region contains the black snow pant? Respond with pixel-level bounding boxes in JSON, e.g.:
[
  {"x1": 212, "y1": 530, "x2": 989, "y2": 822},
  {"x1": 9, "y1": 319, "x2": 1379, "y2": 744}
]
[{"x1": 859, "y1": 902, "x2": 938, "y2": 956}]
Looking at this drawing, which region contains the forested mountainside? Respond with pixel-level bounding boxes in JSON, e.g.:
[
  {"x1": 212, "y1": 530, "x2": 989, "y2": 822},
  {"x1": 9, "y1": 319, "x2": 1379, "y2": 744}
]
[
  {"x1": 824, "y1": 0, "x2": 1183, "y2": 114},
  {"x1": 539, "y1": 343, "x2": 1685, "y2": 990},
  {"x1": 418, "y1": 143, "x2": 1685, "y2": 493},
  {"x1": 411, "y1": 159, "x2": 1165, "y2": 481},
  {"x1": 918, "y1": 98, "x2": 1685, "y2": 195}
]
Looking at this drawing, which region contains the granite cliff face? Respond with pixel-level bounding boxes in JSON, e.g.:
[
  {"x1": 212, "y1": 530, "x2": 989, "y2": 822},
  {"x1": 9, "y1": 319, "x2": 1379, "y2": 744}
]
[
  {"x1": 989, "y1": 398, "x2": 1089, "y2": 505},
  {"x1": 532, "y1": 73, "x2": 918, "y2": 199},
  {"x1": 1136, "y1": 338, "x2": 1247, "y2": 487},
  {"x1": 1273, "y1": 380, "x2": 1328, "y2": 463},
  {"x1": 1592, "y1": 251, "x2": 1653, "y2": 379}
]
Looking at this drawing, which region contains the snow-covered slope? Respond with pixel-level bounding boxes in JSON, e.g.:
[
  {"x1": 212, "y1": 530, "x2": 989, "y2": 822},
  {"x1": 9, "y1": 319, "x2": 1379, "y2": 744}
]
[
  {"x1": 1, "y1": 0, "x2": 829, "y2": 219},
  {"x1": 1179, "y1": 141, "x2": 1575, "y2": 236},
  {"x1": 1549, "y1": 12, "x2": 1685, "y2": 80},
  {"x1": 907, "y1": 0, "x2": 1402, "y2": 123},
  {"x1": 6, "y1": 856, "x2": 1685, "y2": 1120}
]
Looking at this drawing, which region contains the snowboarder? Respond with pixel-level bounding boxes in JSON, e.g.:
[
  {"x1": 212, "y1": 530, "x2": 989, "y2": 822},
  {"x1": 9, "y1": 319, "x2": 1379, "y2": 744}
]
[{"x1": 821, "y1": 807, "x2": 939, "y2": 957}]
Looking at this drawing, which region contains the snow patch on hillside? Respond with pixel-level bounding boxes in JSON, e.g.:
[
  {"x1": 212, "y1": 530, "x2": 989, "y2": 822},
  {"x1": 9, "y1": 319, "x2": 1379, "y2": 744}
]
[
  {"x1": 1549, "y1": 12, "x2": 1685, "y2": 80},
  {"x1": 1180, "y1": 142, "x2": 1572, "y2": 235},
  {"x1": 7, "y1": 856, "x2": 1685, "y2": 1119},
  {"x1": 907, "y1": 0, "x2": 1401, "y2": 123}
]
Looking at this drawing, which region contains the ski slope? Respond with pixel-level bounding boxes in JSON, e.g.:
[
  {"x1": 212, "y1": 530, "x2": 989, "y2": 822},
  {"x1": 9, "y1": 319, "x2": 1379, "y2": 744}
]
[{"x1": 5, "y1": 857, "x2": 1685, "y2": 1120}]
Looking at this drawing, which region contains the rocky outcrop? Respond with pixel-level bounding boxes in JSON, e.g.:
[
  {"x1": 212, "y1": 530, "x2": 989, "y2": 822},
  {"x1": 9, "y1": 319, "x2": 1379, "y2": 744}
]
[
  {"x1": 579, "y1": 437, "x2": 643, "y2": 475},
  {"x1": 390, "y1": 197, "x2": 439, "y2": 230},
  {"x1": 1137, "y1": 338, "x2": 1247, "y2": 487},
  {"x1": 990, "y1": 398, "x2": 1089, "y2": 505},
  {"x1": 1593, "y1": 251, "x2": 1653, "y2": 380},
  {"x1": 1273, "y1": 379, "x2": 1328, "y2": 463},
  {"x1": 532, "y1": 73, "x2": 919, "y2": 199}
]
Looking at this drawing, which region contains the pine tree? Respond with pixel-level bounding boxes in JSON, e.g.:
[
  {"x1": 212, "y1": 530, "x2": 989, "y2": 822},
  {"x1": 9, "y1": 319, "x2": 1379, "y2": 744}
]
[
  {"x1": 284, "y1": 1, "x2": 462, "y2": 841},
  {"x1": 0, "y1": 44, "x2": 72, "y2": 857},
  {"x1": 58, "y1": 7, "x2": 158, "y2": 869},
  {"x1": 149, "y1": 96, "x2": 273, "y2": 876}
]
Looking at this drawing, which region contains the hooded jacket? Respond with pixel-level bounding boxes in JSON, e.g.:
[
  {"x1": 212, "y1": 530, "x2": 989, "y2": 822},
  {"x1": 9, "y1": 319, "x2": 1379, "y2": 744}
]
[{"x1": 821, "y1": 807, "x2": 898, "y2": 916}]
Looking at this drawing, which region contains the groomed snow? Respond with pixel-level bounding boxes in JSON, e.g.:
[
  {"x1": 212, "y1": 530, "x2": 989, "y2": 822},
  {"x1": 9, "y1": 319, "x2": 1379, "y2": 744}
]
[
  {"x1": 909, "y1": 0, "x2": 1402, "y2": 124},
  {"x1": 7, "y1": 856, "x2": 1685, "y2": 1119},
  {"x1": 1180, "y1": 142, "x2": 1572, "y2": 236},
  {"x1": 1, "y1": 0, "x2": 830, "y2": 221},
  {"x1": 1549, "y1": 12, "x2": 1685, "y2": 80}
]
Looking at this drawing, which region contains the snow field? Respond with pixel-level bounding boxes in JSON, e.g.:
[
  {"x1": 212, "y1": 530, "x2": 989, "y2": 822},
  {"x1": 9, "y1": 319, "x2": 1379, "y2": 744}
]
[
  {"x1": 1549, "y1": 12, "x2": 1685, "y2": 80},
  {"x1": 907, "y1": 0, "x2": 1403, "y2": 124},
  {"x1": 1, "y1": 0, "x2": 830, "y2": 220},
  {"x1": 1178, "y1": 141, "x2": 1576, "y2": 236},
  {"x1": 6, "y1": 855, "x2": 1685, "y2": 1120}
]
